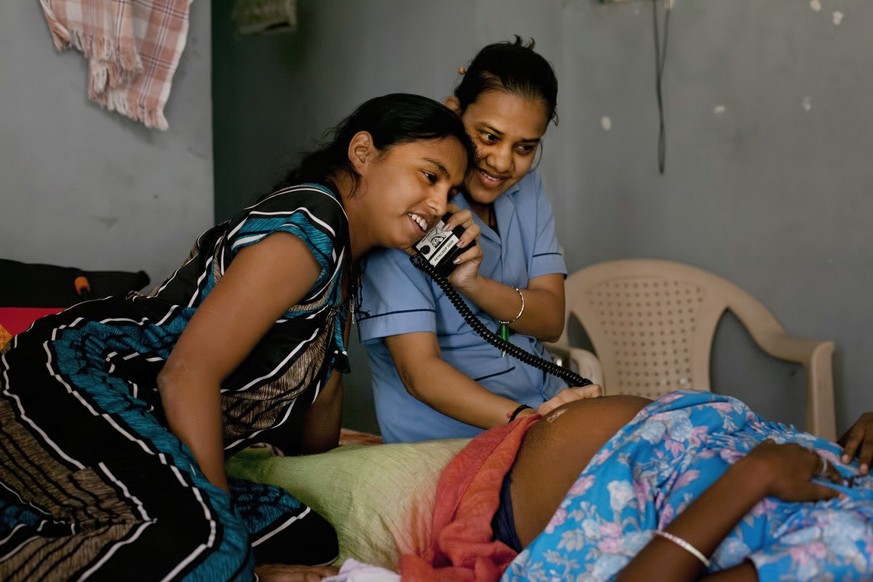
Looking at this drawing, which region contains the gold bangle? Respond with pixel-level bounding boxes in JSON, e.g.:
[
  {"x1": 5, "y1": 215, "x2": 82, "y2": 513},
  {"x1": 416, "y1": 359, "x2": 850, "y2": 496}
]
[{"x1": 497, "y1": 287, "x2": 525, "y2": 325}]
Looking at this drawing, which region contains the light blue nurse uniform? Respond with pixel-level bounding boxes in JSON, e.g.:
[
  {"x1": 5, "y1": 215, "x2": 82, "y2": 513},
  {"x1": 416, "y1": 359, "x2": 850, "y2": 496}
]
[{"x1": 356, "y1": 171, "x2": 568, "y2": 443}]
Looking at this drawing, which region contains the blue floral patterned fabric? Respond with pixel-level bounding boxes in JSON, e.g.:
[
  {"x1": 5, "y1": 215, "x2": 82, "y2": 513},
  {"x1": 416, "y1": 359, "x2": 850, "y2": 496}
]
[{"x1": 504, "y1": 390, "x2": 873, "y2": 581}]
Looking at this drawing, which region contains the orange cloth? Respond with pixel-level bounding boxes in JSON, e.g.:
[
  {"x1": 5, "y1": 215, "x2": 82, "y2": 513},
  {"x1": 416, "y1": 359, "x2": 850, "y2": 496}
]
[
  {"x1": 338, "y1": 427, "x2": 384, "y2": 447},
  {"x1": 400, "y1": 414, "x2": 540, "y2": 582},
  {"x1": 0, "y1": 324, "x2": 11, "y2": 351}
]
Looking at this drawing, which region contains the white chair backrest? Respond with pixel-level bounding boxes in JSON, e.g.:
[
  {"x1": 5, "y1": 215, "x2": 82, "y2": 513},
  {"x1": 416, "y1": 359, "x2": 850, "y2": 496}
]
[{"x1": 557, "y1": 259, "x2": 836, "y2": 438}]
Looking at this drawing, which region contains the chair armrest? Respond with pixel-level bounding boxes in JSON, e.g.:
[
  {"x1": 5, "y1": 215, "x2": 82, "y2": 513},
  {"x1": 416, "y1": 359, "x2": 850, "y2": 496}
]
[
  {"x1": 754, "y1": 330, "x2": 836, "y2": 440},
  {"x1": 544, "y1": 342, "x2": 604, "y2": 388},
  {"x1": 727, "y1": 286, "x2": 836, "y2": 439},
  {"x1": 754, "y1": 329, "x2": 830, "y2": 366}
]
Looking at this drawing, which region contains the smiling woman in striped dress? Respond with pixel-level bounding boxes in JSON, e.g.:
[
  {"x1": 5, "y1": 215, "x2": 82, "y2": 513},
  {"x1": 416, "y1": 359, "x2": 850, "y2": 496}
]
[{"x1": 0, "y1": 93, "x2": 475, "y2": 582}]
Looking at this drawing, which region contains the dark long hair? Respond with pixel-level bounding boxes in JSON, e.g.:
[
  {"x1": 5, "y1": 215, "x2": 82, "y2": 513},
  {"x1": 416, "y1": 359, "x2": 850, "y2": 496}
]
[
  {"x1": 453, "y1": 36, "x2": 559, "y2": 126},
  {"x1": 277, "y1": 93, "x2": 475, "y2": 194}
]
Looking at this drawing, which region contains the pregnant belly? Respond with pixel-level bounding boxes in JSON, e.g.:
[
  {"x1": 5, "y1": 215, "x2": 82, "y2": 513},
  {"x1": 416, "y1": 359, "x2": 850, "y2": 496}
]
[{"x1": 509, "y1": 394, "x2": 652, "y2": 547}]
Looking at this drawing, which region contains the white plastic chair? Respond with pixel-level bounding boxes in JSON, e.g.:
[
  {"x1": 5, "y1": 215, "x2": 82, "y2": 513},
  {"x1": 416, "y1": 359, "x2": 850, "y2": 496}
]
[
  {"x1": 546, "y1": 343, "x2": 604, "y2": 387},
  {"x1": 547, "y1": 259, "x2": 836, "y2": 439}
]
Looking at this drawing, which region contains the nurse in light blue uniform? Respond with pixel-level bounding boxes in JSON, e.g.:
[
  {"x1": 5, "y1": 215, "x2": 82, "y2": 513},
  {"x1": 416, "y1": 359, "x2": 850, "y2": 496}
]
[
  {"x1": 357, "y1": 171, "x2": 566, "y2": 442},
  {"x1": 357, "y1": 38, "x2": 600, "y2": 443}
]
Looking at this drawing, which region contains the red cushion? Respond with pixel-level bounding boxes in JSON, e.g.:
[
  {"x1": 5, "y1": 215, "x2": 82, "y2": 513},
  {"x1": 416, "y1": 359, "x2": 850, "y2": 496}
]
[{"x1": 0, "y1": 307, "x2": 64, "y2": 336}]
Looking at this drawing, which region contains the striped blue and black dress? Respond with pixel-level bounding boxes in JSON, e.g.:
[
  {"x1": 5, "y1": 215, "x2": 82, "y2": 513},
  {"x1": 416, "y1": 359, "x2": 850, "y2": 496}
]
[{"x1": 0, "y1": 184, "x2": 349, "y2": 580}]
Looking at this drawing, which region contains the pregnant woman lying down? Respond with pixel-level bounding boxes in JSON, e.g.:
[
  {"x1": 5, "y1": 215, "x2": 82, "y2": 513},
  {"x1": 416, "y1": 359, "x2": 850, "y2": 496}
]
[{"x1": 402, "y1": 390, "x2": 873, "y2": 581}]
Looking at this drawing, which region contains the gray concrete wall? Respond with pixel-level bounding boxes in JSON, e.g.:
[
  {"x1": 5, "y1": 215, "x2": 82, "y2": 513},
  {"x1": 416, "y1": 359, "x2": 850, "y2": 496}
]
[
  {"x1": 213, "y1": 0, "x2": 873, "y2": 436},
  {"x1": 0, "y1": 2, "x2": 213, "y2": 285}
]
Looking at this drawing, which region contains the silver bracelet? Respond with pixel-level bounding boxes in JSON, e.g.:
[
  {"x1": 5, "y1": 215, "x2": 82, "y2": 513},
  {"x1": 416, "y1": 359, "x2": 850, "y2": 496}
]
[
  {"x1": 497, "y1": 287, "x2": 525, "y2": 325},
  {"x1": 653, "y1": 530, "x2": 710, "y2": 568}
]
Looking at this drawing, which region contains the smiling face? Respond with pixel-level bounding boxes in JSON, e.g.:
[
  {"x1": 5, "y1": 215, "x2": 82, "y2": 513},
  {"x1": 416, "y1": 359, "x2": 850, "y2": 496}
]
[
  {"x1": 347, "y1": 134, "x2": 468, "y2": 257},
  {"x1": 453, "y1": 90, "x2": 550, "y2": 206}
]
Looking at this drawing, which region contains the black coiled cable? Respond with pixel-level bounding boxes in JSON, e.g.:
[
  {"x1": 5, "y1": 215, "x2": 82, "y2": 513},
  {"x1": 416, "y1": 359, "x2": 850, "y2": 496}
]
[{"x1": 410, "y1": 254, "x2": 592, "y2": 388}]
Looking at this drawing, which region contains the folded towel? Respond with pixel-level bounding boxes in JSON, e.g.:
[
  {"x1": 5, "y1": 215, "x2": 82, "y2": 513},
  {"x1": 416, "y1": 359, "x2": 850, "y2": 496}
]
[
  {"x1": 400, "y1": 415, "x2": 540, "y2": 582},
  {"x1": 39, "y1": 0, "x2": 193, "y2": 130}
]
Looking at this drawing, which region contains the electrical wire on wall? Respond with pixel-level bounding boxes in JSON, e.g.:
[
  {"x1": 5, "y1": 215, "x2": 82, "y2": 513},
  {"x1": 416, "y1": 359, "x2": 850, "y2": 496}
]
[{"x1": 651, "y1": 0, "x2": 672, "y2": 174}]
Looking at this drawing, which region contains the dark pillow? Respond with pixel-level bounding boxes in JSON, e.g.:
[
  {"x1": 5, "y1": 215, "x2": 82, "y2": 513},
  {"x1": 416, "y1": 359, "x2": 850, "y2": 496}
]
[{"x1": 0, "y1": 258, "x2": 150, "y2": 307}]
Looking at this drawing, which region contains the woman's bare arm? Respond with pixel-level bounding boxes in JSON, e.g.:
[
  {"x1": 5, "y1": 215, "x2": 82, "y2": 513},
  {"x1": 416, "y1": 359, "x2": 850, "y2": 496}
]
[
  {"x1": 616, "y1": 440, "x2": 842, "y2": 582},
  {"x1": 158, "y1": 233, "x2": 321, "y2": 491},
  {"x1": 448, "y1": 270, "x2": 565, "y2": 343},
  {"x1": 386, "y1": 331, "x2": 535, "y2": 429},
  {"x1": 439, "y1": 207, "x2": 565, "y2": 342}
]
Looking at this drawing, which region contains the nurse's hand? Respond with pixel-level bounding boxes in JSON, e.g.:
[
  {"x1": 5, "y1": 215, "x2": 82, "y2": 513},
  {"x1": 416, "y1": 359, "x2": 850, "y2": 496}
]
[
  {"x1": 443, "y1": 205, "x2": 483, "y2": 289},
  {"x1": 404, "y1": 205, "x2": 479, "y2": 258},
  {"x1": 442, "y1": 205, "x2": 480, "y2": 249},
  {"x1": 538, "y1": 384, "x2": 603, "y2": 417}
]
